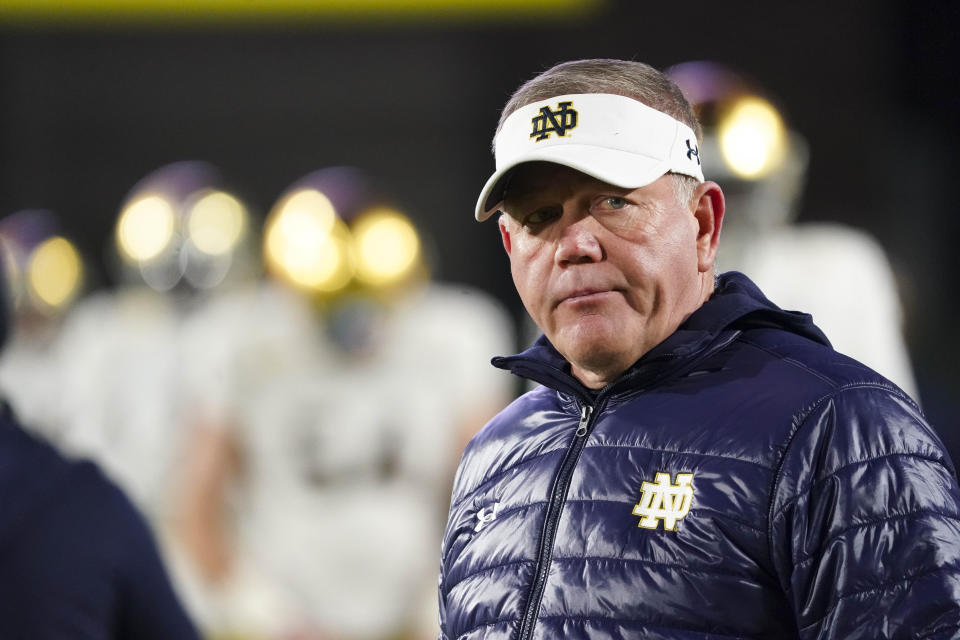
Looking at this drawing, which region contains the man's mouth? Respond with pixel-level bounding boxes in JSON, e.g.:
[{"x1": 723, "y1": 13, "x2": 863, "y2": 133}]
[{"x1": 557, "y1": 288, "x2": 616, "y2": 307}]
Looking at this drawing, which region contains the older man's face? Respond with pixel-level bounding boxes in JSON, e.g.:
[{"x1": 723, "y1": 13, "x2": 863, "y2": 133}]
[{"x1": 500, "y1": 163, "x2": 719, "y2": 388}]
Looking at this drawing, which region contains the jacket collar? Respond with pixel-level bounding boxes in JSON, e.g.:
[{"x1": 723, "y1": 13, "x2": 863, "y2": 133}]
[{"x1": 493, "y1": 271, "x2": 830, "y2": 401}]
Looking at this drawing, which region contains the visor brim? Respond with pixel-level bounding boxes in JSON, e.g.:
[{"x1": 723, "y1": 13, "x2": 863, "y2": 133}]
[{"x1": 474, "y1": 144, "x2": 676, "y2": 221}]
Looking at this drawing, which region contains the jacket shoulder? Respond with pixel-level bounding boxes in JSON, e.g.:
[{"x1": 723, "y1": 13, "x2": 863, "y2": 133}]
[
  {"x1": 734, "y1": 326, "x2": 943, "y2": 473},
  {"x1": 736, "y1": 325, "x2": 910, "y2": 398},
  {"x1": 451, "y1": 385, "x2": 570, "y2": 504},
  {"x1": 765, "y1": 374, "x2": 960, "y2": 637},
  {"x1": 734, "y1": 328, "x2": 960, "y2": 638}
]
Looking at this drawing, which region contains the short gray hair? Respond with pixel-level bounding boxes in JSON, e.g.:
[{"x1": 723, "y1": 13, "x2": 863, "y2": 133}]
[{"x1": 497, "y1": 59, "x2": 702, "y2": 208}]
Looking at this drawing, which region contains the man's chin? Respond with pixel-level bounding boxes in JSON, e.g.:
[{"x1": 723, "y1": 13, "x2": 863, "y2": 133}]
[
  {"x1": 554, "y1": 330, "x2": 634, "y2": 382},
  {"x1": 554, "y1": 316, "x2": 626, "y2": 351}
]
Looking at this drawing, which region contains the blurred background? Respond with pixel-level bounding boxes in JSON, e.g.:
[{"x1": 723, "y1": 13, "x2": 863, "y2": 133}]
[{"x1": 0, "y1": 0, "x2": 957, "y2": 638}]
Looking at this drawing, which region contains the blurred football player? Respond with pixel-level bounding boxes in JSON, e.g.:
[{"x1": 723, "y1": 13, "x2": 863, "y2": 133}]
[
  {"x1": 0, "y1": 210, "x2": 85, "y2": 440},
  {"x1": 668, "y1": 61, "x2": 918, "y2": 397},
  {"x1": 55, "y1": 161, "x2": 257, "y2": 521},
  {"x1": 175, "y1": 167, "x2": 516, "y2": 639}
]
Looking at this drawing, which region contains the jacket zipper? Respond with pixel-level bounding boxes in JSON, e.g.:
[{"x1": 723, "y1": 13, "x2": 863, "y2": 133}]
[{"x1": 517, "y1": 400, "x2": 597, "y2": 640}]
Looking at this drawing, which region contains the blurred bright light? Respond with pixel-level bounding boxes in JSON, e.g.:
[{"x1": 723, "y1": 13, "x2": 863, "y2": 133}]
[
  {"x1": 718, "y1": 97, "x2": 787, "y2": 179},
  {"x1": 264, "y1": 190, "x2": 354, "y2": 292},
  {"x1": 27, "y1": 236, "x2": 83, "y2": 311},
  {"x1": 353, "y1": 208, "x2": 421, "y2": 288},
  {"x1": 188, "y1": 190, "x2": 248, "y2": 256},
  {"x1": 116, "y1": 195, "x2": 176, "y2": 262},
  {"x1": 279, "y1": 189, "x2": 336, "y2": 238}
]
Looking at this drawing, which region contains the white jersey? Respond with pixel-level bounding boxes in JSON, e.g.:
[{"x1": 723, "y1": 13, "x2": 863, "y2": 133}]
[
  {"x1": 180, "y1": 282, "x2": 325, "y2": 425},
  {"x1": 0, "y1": 325, "x2": 66, "y2": 440},
  {"x1": 182, "y1": 281, "x2": 516, "y2": 637},
  {"x1": 54, "y1": 287, "x2": 188, "y2": 520},
  {"x1": 722, "y1": 223, "x2": 918, "y2": 398}
]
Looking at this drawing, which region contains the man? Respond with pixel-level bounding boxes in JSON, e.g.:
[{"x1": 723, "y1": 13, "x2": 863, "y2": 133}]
[{"x1": 437, "y1": 59, "x2": 960, "y2": 639}]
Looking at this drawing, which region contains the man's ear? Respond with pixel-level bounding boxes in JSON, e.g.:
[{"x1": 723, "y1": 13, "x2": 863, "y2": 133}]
[
  {"x1": 692, "y1": 181, "x2": 724, "y2": 273},
  {"x1": 498, "y1": 213, "x2": 512, "y2": 256}
]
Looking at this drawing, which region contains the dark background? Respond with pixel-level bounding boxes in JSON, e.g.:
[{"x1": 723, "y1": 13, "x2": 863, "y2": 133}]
[{"x1": 1, "y1": 0, "x2": 957, "y2": 447}]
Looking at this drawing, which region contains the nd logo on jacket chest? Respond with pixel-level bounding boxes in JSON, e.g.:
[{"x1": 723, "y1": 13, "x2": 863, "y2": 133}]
[{"x1": 633, "y1": 472, "x2": 694, "y2": 531}]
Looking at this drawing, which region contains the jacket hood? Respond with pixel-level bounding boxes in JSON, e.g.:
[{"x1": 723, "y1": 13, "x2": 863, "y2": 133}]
[
  {"x1": 689, "y1": 271, "x2": 830, "y2": 346},
  {"x1": 493, "y1": 271, "x2": 830, "y2": 396}
]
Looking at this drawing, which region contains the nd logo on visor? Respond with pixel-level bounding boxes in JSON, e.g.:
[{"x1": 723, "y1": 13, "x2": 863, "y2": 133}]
[{"x1": 530, "y1": 101, "x2": 579, "y2": 141}]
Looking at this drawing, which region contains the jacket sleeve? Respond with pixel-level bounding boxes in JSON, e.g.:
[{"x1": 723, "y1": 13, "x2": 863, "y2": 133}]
[
  {"x1": 438, "y1": 469, "x2": 459, "y2": 640},
  {"x1": 769, "y1": 385, "x2": 960, "y2": 639},
  {"x1": 438, "y1": 564, "x2": 450, "y2": 640}
]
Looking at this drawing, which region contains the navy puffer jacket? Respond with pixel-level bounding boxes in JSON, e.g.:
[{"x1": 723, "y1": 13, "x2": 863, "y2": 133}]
[{"x1": 438, "y1": 272, "x2": 960, "y2": 639}]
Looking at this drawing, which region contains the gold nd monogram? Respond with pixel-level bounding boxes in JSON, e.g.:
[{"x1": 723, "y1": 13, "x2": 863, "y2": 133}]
[
  {"x1": 530, "y1": 101, "x2": 579, "y2": 141},
  {"x1": 632, "y1": 472, "x2": 694, "y2": 531}
]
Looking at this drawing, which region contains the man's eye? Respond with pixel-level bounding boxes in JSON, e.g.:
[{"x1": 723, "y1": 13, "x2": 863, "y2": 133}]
[
  {"x1": 523, "y1": 208, "x2": 560, "y2": 226},
  {"x1": 601, "y1": 197, "x2": 628, "y2": 210}
]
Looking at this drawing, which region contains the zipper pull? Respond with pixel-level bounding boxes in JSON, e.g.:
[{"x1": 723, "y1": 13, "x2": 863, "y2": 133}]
[{"x1": 575, "y1": 404, "x2": 593, "y2": 437}]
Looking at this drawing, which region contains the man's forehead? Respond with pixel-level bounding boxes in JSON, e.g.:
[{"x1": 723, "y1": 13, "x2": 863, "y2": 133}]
[{"x1": 504, "y1": 162, "x2": 627, "y2": 202}]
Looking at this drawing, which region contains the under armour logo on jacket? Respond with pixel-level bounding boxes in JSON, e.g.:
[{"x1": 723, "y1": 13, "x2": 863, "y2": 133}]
[
  {"x1": 632, "y1": 472, "x2": 694, "y2": 531},
  {"x1": 475, "y1": 502, "x2": 503, "y2": 532}
]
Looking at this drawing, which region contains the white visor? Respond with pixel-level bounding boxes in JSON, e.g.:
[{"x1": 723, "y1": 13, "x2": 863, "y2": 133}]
[{"x1": 475, "y1": 93, "x2": 704, "y2": 221}]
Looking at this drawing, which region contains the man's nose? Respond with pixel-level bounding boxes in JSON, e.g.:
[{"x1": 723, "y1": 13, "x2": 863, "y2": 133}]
[{"x1": 555, "y1": 216, "x2": 603, "y2": 265}]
